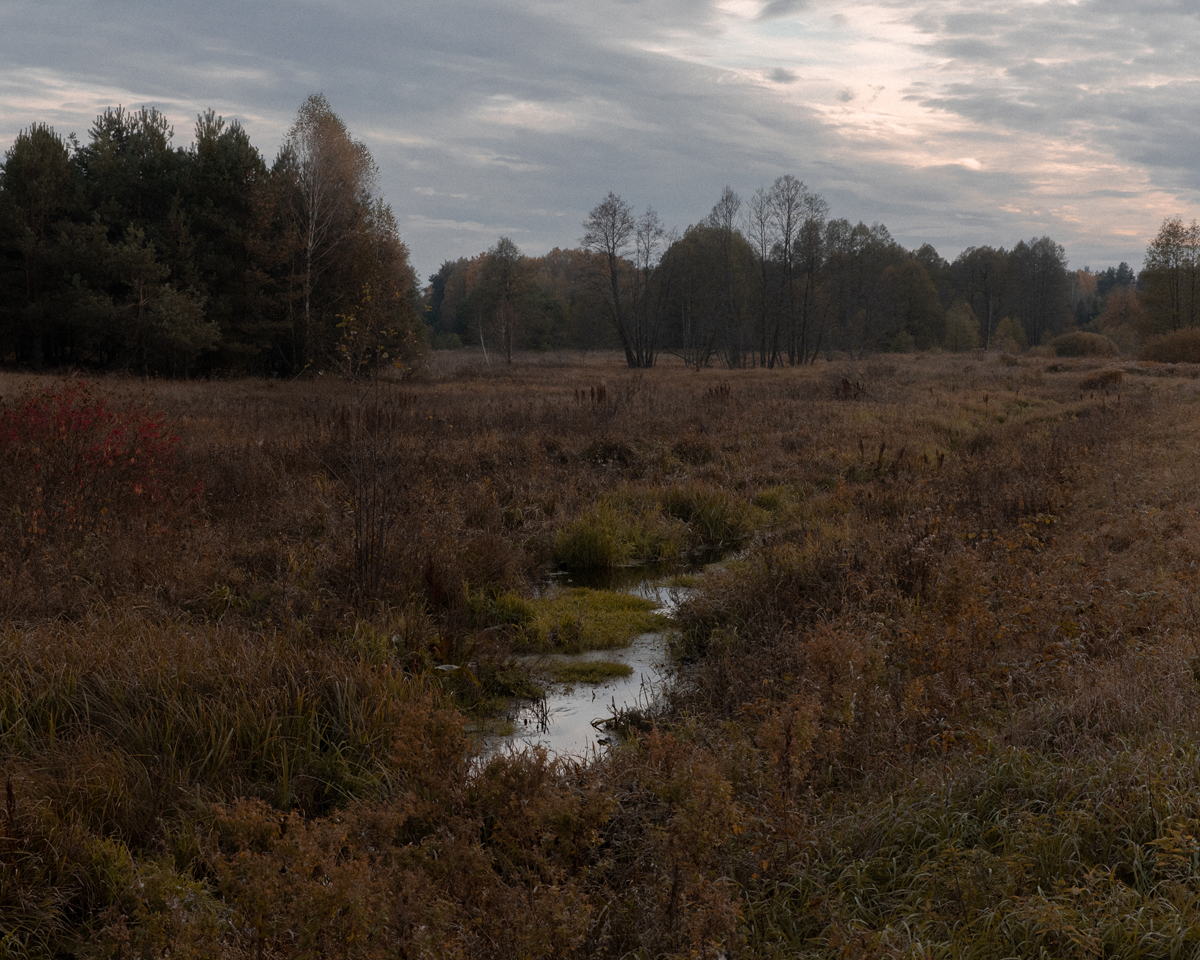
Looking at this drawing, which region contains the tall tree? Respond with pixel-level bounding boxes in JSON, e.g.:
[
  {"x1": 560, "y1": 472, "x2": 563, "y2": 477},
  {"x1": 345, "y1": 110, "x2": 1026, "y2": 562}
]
[
  {"x1": 794, "y1": 187, "x2": 829, "y2": 363},
  {"x1": 480, "y1": 236, "x2": 531, "y2": 363},
  {"x1": 745, "y1": 187, "x2": 775, "y2": 366},
  {"x1": 706, "y1": 186, "x2": 743, "y2": 366},
  {"x1": 0, "y1": 124, "x2": 80, "y2": 364},
  {"x1": 1010, "y1": 237, "x2": 1070, "y2": 346},
  {"x1": 1142, "y1": 217, "x2": 1200, "y2": 333},
  {"x1": 951, "y1": 246, "x2": 1007, "y2": 350},
  {"x1": 768, "y1": 175, "x2": 804, "y2": 367},
  {"x1": 279, "y1": 93, "x2": 378, "y2": 370},
  {"x1": 582, "y1": 192, "x2": 664, "y2": 367}
]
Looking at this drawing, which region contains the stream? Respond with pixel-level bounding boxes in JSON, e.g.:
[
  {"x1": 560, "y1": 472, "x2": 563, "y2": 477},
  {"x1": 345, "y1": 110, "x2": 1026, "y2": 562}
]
[{"x1": 480, "y1": 573, "x2": 691, "y2": 761}]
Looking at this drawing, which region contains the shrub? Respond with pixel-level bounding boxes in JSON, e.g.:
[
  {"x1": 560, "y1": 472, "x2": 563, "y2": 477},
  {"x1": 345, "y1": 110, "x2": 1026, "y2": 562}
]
[
  {"x1": 0, "y1": 382, "x2": 196, "y2": 606},
  {"x1": 1140, "y1": 327, "x2": 1200, "y2": 363},
  {"x1": 943, "y1": 300, "x2": 981, "y2": 352},
  {"x1": 992, "y1": 316, "x2": 1027, "y2": 352},
  {"x1": 1049, "y1": 330, "x2": 1120, "y2": 357}
]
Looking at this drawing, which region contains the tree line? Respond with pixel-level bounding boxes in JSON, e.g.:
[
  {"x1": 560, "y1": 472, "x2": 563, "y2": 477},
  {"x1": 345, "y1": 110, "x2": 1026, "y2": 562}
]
[
  {"x1": 0, "y1": 95, "x2": 422, "y2": 376},
  {"x1": 429, "y1": 184, "x2": 1196, "y2": 368}
]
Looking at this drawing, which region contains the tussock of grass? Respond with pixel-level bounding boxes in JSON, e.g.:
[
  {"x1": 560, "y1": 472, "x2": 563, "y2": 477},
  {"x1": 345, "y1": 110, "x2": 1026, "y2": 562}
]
[
  {"x1": 553, "y1": 498, "x2": 684, "y2": 571},
  {"x1": 546, "y1": 659, "x2": 634, "y2": 684},
  {"x1": 554, "y1": 482, "x2": 757, "y2": 572}
]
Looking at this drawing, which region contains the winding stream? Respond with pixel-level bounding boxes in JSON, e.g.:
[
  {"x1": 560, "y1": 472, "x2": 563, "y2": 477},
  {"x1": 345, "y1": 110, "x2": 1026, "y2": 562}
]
[{"x1": 481, "y1": 575, "x2": 691, "y2": 760}]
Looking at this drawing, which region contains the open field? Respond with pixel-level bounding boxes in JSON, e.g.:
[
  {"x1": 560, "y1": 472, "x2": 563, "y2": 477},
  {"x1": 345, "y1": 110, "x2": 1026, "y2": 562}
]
[{"x1": 4, "y1": 351, "x2": 1200, "y2": 956}]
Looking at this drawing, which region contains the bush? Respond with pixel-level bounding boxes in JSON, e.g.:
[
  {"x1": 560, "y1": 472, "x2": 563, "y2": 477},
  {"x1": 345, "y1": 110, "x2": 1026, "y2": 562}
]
[
  {"x1": 1140, "y1": 328, "x2": 1200, "y2": 363},
  {"x1": 1049, "y1": 331, "x2": 1120, "y2": 357},
  {"x1": 0, "y1": 382, "x2": 196, "y2": 607}
]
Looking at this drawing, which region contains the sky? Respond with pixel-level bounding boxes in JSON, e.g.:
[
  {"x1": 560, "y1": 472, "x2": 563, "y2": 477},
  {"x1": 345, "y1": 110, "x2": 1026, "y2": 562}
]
[{"x1": 3, "y1": 0, "x2": 1199, "y2": 283}]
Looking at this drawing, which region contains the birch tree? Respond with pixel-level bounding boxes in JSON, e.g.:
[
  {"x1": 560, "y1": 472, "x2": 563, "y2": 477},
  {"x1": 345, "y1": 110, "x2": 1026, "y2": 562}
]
[{"x1": 280, "y1": 94, "x2": 377, "y2": 369}]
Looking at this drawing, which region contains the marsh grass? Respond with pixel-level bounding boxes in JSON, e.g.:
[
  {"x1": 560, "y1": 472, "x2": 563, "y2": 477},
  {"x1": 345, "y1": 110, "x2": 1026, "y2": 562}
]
[{"x1": 6, "y1": 354, "x2": 1200, "y2": 957}]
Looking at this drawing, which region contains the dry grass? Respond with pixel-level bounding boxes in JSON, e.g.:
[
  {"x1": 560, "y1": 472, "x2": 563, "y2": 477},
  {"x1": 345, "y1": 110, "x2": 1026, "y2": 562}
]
[{"x1": 5, "y1": 352, "x2": 1200, "y2": 956}]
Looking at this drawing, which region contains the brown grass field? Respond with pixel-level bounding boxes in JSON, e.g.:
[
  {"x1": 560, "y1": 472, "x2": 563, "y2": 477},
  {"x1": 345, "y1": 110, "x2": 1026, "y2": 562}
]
[{"x1": 4, "y1": 350, "x2": 1200, "y2": 957}]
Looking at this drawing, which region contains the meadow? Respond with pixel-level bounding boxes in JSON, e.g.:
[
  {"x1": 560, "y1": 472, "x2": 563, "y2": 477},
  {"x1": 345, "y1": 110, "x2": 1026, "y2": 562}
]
[{"x1": 3, "y1": 350, "x2": 1200, "y2": 957}]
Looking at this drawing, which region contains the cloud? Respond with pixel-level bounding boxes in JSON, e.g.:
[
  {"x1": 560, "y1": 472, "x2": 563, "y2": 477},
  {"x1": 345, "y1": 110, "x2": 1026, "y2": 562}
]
[
  {"x1": 757, "y1": 0, "x2": 806, "y2": 20},
  {"x1": 2, "y1": 0, "x2": 1198, "y2": 279}
]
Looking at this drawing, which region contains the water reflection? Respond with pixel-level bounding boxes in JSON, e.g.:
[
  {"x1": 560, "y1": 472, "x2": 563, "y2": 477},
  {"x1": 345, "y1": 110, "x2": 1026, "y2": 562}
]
[{"x1": 493, "y1": 630, "x2": 669, "y2": 759}]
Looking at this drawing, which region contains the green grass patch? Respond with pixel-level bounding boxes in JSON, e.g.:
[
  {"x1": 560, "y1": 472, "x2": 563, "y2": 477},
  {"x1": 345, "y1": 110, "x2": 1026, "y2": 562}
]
[
  {"x1": 545, "y1": 659, "x2": 633, "y2": 684},
  {"x1": 516, "y1": 588, "x2": 669, "y2": 654}
]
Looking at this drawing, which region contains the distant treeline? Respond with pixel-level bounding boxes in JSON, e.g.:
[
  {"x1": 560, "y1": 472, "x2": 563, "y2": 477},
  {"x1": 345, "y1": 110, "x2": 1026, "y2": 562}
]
[
  {"x1": 430, "y1": 186, "x2": 1196, "y2": 367},
  {"x1": 0, "y1": 95, "x2": 422, "y2": 376},
  {"x1": 3, "y1": 99, "x2": 1196, "y2": 374}
]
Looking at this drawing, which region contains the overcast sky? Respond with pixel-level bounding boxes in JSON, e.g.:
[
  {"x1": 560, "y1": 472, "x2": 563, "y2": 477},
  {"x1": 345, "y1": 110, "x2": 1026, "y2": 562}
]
[{"x1": 3, "y1": 0, "x2": 1199, "y2": 282}]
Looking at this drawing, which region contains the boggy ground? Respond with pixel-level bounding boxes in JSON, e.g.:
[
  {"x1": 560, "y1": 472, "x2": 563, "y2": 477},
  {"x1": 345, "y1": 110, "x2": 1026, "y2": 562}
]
[{"x1": 3, "y1": 351, "x2": 1200, "y2": 957}]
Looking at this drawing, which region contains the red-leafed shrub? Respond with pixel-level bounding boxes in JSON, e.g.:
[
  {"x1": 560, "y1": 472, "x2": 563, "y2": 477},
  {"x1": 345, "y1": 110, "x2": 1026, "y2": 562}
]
[{"x1": 0, "y1": 381, "x2": 198, "y2": 605}]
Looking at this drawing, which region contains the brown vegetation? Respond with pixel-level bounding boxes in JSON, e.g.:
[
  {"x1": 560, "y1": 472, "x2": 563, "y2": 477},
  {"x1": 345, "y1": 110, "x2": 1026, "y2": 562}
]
[
  {"x1": 5, "y1": 352, "x2": 1200, "y2": 956},
  {"x1": 1140, "y1": 326, "x2": 1200, "y2": 363}
]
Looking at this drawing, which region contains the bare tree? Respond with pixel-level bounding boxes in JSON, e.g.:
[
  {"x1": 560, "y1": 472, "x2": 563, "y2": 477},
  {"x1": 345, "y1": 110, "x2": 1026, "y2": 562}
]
[
  {"x1": 582, "y1": 192, "x2": 665, "y2": 367},
  {"x1": 796, "y1": 188, "x2": 829, "y2": 363},
  {"x1": 746, "y1": 187, "x2": 774, "y2": 367},
  {"x1": 768, "y1": 176, "x2": 804, "y2": 366}
]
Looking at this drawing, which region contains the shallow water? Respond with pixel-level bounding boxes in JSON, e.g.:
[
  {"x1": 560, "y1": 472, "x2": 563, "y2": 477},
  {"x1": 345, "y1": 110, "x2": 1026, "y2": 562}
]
[
  {"x1": 490, "y1": 630, "x2": 669, "y2": 759},
  {"x1": 480, "y1": 573, "x2": 694, "y2": 761}
]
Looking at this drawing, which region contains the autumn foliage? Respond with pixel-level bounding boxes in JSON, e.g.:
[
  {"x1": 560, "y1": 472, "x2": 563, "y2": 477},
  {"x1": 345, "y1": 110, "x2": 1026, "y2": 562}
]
[{"x1": 0, "y1": 381, "x2": 196, "y2": 609}]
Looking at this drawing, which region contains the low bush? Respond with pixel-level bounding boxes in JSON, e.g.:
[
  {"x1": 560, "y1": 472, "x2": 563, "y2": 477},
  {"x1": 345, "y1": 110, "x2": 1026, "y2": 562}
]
[
  {"x1": 1080, "y1": 368, "x2": 1124, "y2": 390},
  {"x1": 1140, "y1": 327, "x2": 1200, "y2": 363},
  {"x1": 1049, "y1": 330, "x2": 1120, "y2": 357}
]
